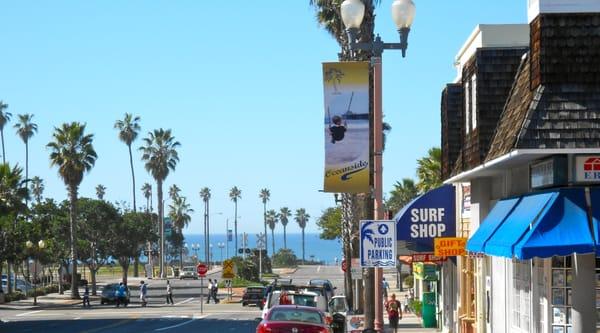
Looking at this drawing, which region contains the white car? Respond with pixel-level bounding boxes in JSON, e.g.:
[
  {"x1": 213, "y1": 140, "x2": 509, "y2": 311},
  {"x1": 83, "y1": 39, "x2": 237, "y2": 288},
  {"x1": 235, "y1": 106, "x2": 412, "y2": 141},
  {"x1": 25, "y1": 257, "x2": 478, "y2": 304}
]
[
  {"x1": 179, "y1": 266, "x2": 198, "y2": 279},
  {"x1": 261, "y1": 290, "x2": 333, "y2": 325}
]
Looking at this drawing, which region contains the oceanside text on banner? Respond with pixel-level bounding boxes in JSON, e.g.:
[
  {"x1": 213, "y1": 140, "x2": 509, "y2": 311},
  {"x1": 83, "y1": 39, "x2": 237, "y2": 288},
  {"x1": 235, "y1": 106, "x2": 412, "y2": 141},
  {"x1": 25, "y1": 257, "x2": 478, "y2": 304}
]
[{"x1": 322, "y1": 62, "x2": 369, "y2": 193}]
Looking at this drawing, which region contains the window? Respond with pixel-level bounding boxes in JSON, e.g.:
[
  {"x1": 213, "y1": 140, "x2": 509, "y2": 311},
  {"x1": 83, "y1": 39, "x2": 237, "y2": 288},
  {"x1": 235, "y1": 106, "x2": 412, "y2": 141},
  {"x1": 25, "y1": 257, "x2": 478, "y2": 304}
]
[
  {"x1": 512, "y1": 259, "x2": 531, "y2": 331},
  {"x1": 465, "y1": 80, "x2": 470, "y2": 134},
  {"x1": 551, "y1": 256, "x2": 572, "y2": 332},
  {"x1": 471, "y1": 75, "x2": 477, "y2": 130}
]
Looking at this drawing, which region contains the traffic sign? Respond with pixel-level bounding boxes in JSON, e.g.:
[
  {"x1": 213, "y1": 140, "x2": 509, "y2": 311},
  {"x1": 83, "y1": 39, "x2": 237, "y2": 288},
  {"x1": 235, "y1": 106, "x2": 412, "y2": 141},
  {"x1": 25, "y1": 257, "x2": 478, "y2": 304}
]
[
  {"x1": 360, "y1": 220, "x2": 396, "y2": 267},
  {"x1": 224, "y1": 279, "x2": 232, "y2": 288},
  {"x1": 341, "y1": 259, "x2": 347, "y2": 272},
  {"x1": 351, "y1": 259, "x2": 362, "y2": 280},
  {"x1": 197, "y1": 263, "x2": 208, "y2": 277},
  {"x1": 222, "y1": 259, "x2": 236, "y2": 279}
]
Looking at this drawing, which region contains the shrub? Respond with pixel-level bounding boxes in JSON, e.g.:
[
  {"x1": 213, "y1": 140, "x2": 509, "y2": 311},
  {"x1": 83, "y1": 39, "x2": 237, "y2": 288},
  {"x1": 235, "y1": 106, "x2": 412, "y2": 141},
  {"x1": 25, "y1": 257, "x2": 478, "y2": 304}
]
[
  {"x1": 272, "y1": 249, "x2": 297, "y2": 268},
  {"x1": 403, "y1": 274, "x2": 414, "y2": 289},
  {"x1": 409, "y1": 299, "x2": 422, "y2": 317},
  {"x1": 5, "y1": 291, "x2": 26, "y2": 302}
]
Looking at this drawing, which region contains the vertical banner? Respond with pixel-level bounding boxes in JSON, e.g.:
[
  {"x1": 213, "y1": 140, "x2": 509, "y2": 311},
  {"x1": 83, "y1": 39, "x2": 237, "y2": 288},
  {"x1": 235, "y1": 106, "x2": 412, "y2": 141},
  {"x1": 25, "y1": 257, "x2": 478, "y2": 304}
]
[{"x1": 323, "y1": 62, "x2": 370, "y2": 193}]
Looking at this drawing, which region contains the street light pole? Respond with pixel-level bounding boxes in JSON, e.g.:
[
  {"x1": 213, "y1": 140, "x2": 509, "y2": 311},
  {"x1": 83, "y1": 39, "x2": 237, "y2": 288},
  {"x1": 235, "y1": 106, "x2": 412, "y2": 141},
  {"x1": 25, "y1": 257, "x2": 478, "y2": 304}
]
[{"x1": 340, "y1": 0, "x2": 416, "y2": 331}]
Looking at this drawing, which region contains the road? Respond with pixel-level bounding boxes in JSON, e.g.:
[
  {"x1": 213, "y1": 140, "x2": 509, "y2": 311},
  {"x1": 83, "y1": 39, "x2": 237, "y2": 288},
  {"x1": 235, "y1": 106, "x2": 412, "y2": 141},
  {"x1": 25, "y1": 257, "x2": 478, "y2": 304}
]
[{"x1": 0, "y1": 265, "x2": 344, "y2": 333}]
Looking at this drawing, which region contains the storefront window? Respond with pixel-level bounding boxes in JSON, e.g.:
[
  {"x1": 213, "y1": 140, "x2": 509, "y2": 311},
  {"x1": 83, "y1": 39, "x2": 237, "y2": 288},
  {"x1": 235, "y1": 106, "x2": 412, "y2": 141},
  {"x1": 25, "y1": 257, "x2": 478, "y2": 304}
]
[
  {"x1": 552, "y1": 256, "x2": 572, "y2": 332},
  {"x1": 512, "y1": 259, "x2": 531, "y2": 330}
]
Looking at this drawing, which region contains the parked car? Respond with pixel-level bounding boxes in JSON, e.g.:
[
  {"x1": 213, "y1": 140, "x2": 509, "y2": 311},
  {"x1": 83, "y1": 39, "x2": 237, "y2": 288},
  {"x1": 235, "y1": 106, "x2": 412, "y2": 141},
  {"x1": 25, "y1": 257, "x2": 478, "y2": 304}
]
[
  {"x1": 309, "y1": 279, "x2": 336, "y2": 299},
  {"x1": 328, "y1": 295, "x2": 350, "y2": 333},
  {"x1": 180, "y1": 266, "x2": 198, "y2": 280},
  {"x1": 242, "y1": 286, "x2": 265, "y2": 307},
  {"x1": 1, "y1": 278, "x2": 34, "y2": 293},
  {"x1": 100, "y1": 283, "x2": 130, "y2": 305},
  {"x1": 256, "y1": 305, "x2": 332, "y2": 333}
]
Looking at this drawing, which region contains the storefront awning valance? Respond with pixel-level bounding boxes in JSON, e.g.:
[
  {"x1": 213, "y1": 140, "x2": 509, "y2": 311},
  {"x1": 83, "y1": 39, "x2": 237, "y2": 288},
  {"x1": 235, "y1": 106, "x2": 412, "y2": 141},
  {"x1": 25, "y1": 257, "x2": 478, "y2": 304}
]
[
  {"x1": 469, "y1": 188, "x2": 596, "y2": 259},
  {"x1": 465, "y1": 197, "x2": 520, "y2": 253},
  {"x1": 513, "y1": 188, "x2": 595, "y2": 260}
]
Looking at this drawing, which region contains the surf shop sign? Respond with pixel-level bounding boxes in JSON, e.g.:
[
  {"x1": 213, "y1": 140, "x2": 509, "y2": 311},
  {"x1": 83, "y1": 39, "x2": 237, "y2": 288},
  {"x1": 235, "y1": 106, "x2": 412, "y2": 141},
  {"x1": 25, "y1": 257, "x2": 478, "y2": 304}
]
[
  {"x1": 396, "y1": 185, "x2": 456, "y2": 250},
  {"x1": 322, "y1": 61, "x2": 370, "y2": 194}
]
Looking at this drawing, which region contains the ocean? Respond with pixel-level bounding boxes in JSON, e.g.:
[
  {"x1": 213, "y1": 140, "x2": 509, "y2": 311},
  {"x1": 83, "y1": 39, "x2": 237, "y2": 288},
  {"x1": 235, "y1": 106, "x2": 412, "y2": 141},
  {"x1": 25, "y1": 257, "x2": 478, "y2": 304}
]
[{"x1": 182, "y1": 233, "x2": 343, "y2": 265}]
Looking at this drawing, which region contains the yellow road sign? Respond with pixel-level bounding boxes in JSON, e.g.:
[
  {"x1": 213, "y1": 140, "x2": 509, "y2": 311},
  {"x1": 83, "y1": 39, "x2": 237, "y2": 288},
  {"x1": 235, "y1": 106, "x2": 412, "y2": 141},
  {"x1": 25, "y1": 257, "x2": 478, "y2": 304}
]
[{"x1": 222, "y1": 259, "x2": 236, "y2": 279}]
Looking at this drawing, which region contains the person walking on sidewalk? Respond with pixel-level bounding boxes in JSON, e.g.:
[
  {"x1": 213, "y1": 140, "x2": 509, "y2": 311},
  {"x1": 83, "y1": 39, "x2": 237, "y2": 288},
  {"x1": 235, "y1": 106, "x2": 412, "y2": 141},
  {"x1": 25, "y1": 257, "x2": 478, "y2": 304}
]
[
  {"x1": 212, "y1": 279, "x2": 219, "y2": 304},
  {"x1": 82, "y1": 283, "x2": 91, "y2": 308},
  {"x1": 382, "y1": 277, "x2": 390, "y2": 300},
  {"x1": 206, "y1": 279, "x2": 213, "y2": 304},
  {"x1": 116, "y1": 282, "x2": 128, "y2": 308},
  {"x1": 139, "y1": 281, "x2": 148, "y2": 307},
  {"x1": 385, "y1": 294, "x2": 402, "y2": 333},
  {"x1": 165, "y1": 280, "x2": 174, "y2": 305}
]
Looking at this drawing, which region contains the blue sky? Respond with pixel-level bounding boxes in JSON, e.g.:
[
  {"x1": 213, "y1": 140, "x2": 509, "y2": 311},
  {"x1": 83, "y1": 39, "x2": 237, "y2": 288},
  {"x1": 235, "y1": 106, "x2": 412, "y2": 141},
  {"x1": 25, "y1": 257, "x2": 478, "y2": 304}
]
[{"x1": 0, "y1": 1, "x2": 527, "y2": 234}]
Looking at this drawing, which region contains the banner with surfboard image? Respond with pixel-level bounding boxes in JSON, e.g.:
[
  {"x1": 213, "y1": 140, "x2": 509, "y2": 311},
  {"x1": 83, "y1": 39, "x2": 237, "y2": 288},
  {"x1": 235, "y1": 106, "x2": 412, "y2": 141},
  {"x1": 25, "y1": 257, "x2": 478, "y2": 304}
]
[{"x1": 322, "y1": 61, "x2": 369, "y2": 193}]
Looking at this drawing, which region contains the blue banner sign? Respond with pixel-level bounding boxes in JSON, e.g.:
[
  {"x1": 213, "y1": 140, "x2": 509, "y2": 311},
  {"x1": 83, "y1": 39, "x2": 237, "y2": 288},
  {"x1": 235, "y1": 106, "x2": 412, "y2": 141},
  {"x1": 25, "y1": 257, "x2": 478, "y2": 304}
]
[
  {"x1": 360, "y1": 220, "x2": 396, "y2": 267},
  {"x1": 395, "y1": 185, "x2": 456, "y2": 251}
]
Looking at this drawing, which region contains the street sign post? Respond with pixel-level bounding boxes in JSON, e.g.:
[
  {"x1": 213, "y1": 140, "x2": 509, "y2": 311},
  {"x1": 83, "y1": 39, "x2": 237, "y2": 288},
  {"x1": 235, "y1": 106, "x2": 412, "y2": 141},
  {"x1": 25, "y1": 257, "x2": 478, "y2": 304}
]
[
  {"x1": 341, "y1": 259, "x2": 347, "y2": 272},
  {"x1": 197, "y1": 263, "x2": 208, "y2": 277},
  {"x1": 350, "y1": 258, "x2": 362, "y2": 280},
  {"x1": 360, "y1": 220, "x2": 396, "y2": 267},
  {"x1": 197, "y1": 263, "x2": 208, "y2": 314},
  {"x1": 257, "y1": 233, "x2": 266, "y2": 282}
]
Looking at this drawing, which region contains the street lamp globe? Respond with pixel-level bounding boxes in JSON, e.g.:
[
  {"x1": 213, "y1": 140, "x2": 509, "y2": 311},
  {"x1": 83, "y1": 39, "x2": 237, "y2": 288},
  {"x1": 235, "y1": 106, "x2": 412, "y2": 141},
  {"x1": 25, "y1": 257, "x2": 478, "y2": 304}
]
[
  {"x1": 26, "y1": 240, "x2": 33, "y2": 249},
  {"x1": 340, "y1": 0, "x2": 365, "y2": 29},
  {"x1": 38, "y1": 240, "x2": 46, "y2": 249},
  {"x1": 391, "y1": 0, "x2": 416, "y2": 30}
]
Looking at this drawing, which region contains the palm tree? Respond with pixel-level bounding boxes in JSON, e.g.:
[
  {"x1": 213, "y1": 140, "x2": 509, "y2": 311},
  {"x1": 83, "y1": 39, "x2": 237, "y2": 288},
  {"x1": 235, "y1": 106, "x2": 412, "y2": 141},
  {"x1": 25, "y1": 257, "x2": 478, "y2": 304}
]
[
  {"x1": 199, "y1": 187, "x2": 211, "y2": 264},
  {"x1": 294, "y1": 208, "x2": 310, "y2": 264},
  {"x1": 48, "y1": 122, "x2": 97, "y2": 298},
  {"x1": 387, "y1": 178, "x2": 418, "y2": 214},
  {"x1": 0, "y1": 101, "x2": 11, "y2": 164},
  {"x1": 14, "y1": 113, "x2": 37, "y2": 206},
  {"x1": 114, "y1": 113, "x2": 141, "y2": 212},
  {"x1": 30, "y1": 176, "x2": 44, "y2": 205},
  {"x1": 139, "y1": 128, "x2": 180, "y2": 278},
  {"x1": 169, "y1": 195, "x2": 193, "y2": 269},
  {"x1": 259, "y1": 188, "x2": 270, "y2": 255},
  {"x1": 279, "y1": 207, "x2": 292, "y2": 250},
  {"x1": 265, "y1": 209, "x2": 278, "y2": 255},
  {"x1": 416, "y1": 147, "x2": 442, "y2": 193},
  {"x1": 169, "y1": 184, "x2": 181, "y2": 201},
  {"x1": 141, "y1": 182, "x2": 152, "y2": 212},
  {"x1": 229, "y1": 186, "x2": 242, "y2": 253},
  {"x1": 95, "y1": 184, "x2": 106, "y2": 200}
]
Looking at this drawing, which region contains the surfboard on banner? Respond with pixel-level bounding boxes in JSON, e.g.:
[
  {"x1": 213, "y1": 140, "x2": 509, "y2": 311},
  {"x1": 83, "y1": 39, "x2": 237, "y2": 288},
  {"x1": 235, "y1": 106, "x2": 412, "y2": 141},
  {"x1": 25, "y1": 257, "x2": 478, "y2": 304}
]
[{"x1": 322, "y1": 62, "x2": 370, "y2": 194}]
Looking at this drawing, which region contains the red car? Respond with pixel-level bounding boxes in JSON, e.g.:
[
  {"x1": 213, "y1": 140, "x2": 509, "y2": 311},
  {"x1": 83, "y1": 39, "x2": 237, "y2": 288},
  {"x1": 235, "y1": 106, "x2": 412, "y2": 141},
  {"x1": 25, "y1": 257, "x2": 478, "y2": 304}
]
[{"x1": 257, "y1": 305, "x2": 333, "y2": 333}]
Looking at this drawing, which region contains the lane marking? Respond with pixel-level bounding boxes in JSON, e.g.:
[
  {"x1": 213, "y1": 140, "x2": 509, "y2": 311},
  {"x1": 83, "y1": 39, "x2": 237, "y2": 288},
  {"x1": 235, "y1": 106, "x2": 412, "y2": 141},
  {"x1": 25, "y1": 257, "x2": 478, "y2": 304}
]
[
  {"x1": 80, "y1": 319, "x2": 130, "y2": 333},
  {"x1": 154, "y1": 319, "x2": 195, "y2": 331},
  {"x1": 317, "y1": 266, "x2": 321, "y2": 273},
  {"x1": 16, "y1": 310, "x2": 43, "y2": 317},
  {"x1": 175, "y1": 297, "x2": 194, "y2": 305}
]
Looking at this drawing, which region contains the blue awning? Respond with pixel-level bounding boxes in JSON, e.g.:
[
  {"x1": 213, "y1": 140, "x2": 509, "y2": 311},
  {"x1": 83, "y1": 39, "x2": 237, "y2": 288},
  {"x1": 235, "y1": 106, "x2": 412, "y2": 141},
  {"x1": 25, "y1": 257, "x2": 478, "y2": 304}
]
[
  {"x1": 465, "y1": 197, "x2": 520, "y2": 253},
  {"x1": 484, "y1": 191, "x2": 557, "y2": 258},
  {"x1": 592, "y1": 188, "x2": 600, "y2": 255},
  {"x1": 513, "y1": 188, "x2": 595, "y2": 260}
]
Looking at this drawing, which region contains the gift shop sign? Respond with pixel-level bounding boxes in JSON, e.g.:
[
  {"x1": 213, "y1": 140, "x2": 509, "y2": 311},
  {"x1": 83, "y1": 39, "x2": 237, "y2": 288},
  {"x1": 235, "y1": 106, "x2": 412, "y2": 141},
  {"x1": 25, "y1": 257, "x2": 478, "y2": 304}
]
[
  {"x1": 434, "y1": 237, "x2": 467, "y2": 257},
  {"x1": 576, "y1": 156, "x2": 600, "y2": 183}
]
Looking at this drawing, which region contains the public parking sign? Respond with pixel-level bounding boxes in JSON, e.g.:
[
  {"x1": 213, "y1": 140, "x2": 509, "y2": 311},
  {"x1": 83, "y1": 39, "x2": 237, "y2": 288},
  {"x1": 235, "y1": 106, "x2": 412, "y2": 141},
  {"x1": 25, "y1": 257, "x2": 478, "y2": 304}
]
[
  {"x1": 197, "y1": 263, "x2": 208, "y2": 277},
  {"x1": 360, "y1": 220, "x2": 396, "y2": 267}
]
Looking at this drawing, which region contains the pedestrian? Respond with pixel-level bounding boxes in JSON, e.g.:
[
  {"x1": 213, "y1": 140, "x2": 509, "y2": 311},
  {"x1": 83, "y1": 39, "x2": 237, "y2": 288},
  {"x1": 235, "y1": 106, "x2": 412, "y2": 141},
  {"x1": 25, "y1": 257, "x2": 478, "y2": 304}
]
[
  {"x1": 116, "y1": 282, "x2": 127, "y2": 308},
  {"x1": 82, "y1": 283, "x2": 91, "y2": 308},
  {"x1": 140, "y1": 280, "x2": 148, "y2": 307},
  {"x1": 206, "y1": 279, "x2": 213, "y2": 304},
  {"x1": 382, "y1": 277, "x2": 390, "y2": 300},
  {"x1": 212, "y1": 279, "x2": 219, "y2": 304},
  {"x1": 385, "y1": 294, "x2": 402, "y2": 333},
  {"x1": 165, "y1": 280, "x2": 174, "y2": 305}
]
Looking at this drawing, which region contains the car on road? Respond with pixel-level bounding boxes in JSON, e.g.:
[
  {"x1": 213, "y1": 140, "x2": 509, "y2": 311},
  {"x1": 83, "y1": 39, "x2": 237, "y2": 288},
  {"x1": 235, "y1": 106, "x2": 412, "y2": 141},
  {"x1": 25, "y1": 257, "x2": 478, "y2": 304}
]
[
  {"x1": 100, "y1": 283, "x2": 130, "y2": 305},
  {"x1": 180, "y1": 266, "x2": 198, "y2": 280},
  {"x1": 308, "y1": 279, "x2": 336, "y2": 300},
  {"x1": 1, "y1": 277, "x2": 34, "y2": 293},
  {"x1": 261, "y1": 290, "x2": 332, "y2": 325},
  {"x1": 242, "y1": 286, "x2": 265, "y2": 307},
  {"x1": 256, "y1": 305, "x2": 332, "y2": 333}
]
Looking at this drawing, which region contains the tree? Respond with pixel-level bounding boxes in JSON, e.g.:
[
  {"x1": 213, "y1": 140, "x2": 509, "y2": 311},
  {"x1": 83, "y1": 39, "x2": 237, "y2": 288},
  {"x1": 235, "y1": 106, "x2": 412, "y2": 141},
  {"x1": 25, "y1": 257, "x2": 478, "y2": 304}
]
[
  {"x1": 169, "y1": 195, "x2": 193, "y2": 269},
  {"x1": 259, "y1": 188, "x2": 270, "y2": 255},
  {"x1": 139, "y1": 129, "x2": 180, "y2": 278},
  {"x1": 14, "y1": 113, "x2": 37, "y2": 207},
  {"x1": 95, "y1": 184, "x2": 106, "y2": 201},
  {"x1": 141, "y1": 182, "x2": 152, "y2": 212},
  {"x1": 265, "y1": 209, "x2": 278, "y2": 255},
  {"x1": 416, "y1": 147, "x2": 442, "y2": 193},
  {"x1": 294, "y1": 208, "x2": 310, "y2": 264},
  {"x1": 386, "y1": 178, "x2": 418, "y2": 214},
  {"x1": 272, "y1": 249, "x2": 297, "y2": 268},
  {"x1": 114, "y1": 113, "x2": 141, "y2": 212},
  {"x1": 77, "y1": 198, "x2": 119, "y2": 295},
  {"x1": 169, "y1": 184, "x2": 181, "y2": 201},
  {"x1": 199, "y1": 187, "x2": 211, "y2": 264},
  {"x1": 279, "y1": 207, "x2": 292, "y2": 249},
  {"x1": 110, "y1": 211, "x2": 156, "y2": 285},
  {"x1": 47, "y1": 122, "x2": 97, "y2": 298},
  {"x1": 229, "y1": 186, "x2": 241, "y2": 253},
  {"x1": 30, "y1": 176, "x2": 44, "y2": 205},
  {"x1": 0, "y1": 101, "x2": 11, "y2": 164},
  {"x1": 316, "y1": 207, "x2": 342, "y2": 240}
]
